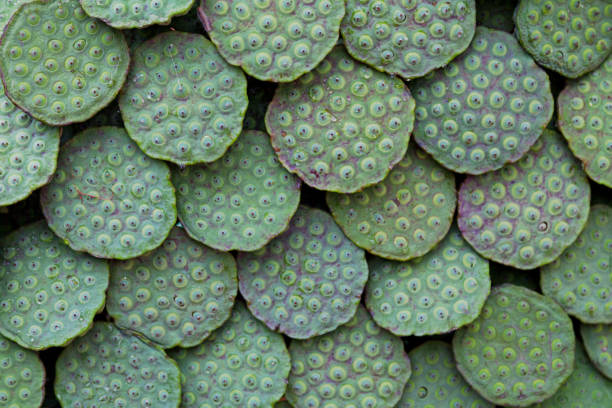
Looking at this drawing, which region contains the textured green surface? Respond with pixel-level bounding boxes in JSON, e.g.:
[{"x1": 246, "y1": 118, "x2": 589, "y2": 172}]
[
  {"x1": 169, "y1": 300, "x2": 290, "y2": 408},
  {"x1": 341, "y1": 0, "x2": 476, "y2": 80},
  {"x1": 0, "y1": 220, "x2": 108, "y2": 350},
  {"x1": 365, "y1": 226, "x2": 490, "y2": 336},
  {"x1": 238, "y1": 205, "x2": 368, "y2": 339},
  {"x1": 458, "y1": 129, "x2": 591, "y2": 269},
  {"x1": 541, "y1": 204, "x2": 611, "y2": 323},
  {"x1": 0, "y1": 332, "x2": 45, "y2": 408},
  {"x1": 54, "y1": 322, "x2": 181, "y2": 408},
  {"x1": 557, "y1": 55, "x2": 611, "y2": 188},
  {"x1": 475, "y1": 0, "x2": 517, "y2": 32},
  {"x1": 327, "y1": 143, "x2": 456, "y2": 261},
  {"x1": 172, "y1": 130, "x2": 301, "y2": 252},
  {"x1": 453, "y1": 284, "x2": 575, "y2": 407},
  {"x1": 398, "y1": 341, "x2": 493, "y2": 408},
  {"x1": 514, "y1": 0, "x2": 612, "y2": 78},
  {"x1": 286, "y1": 305, "x2": 411, "y2": 408},
  {"x1": 80, "y1": 0, "x2": 194, "y2": 28},
  {"x1": 266, "y1": 45, "x2": 415, "y2": 193},
  {"x1": 119, "y1": 31, "x2": 248, "y2": 165},
  {"x1": 198, "y1": 0, "x2": 345, "y2": 82},
  {"x1": 581, "y1": 323, "x2": 612, "y2": 380},
  {"x1": 40, "y1": 126, "x2": 177, "y2": 260},
  {"x1": 411, "y1": 26, "x2": 553, "y2": 175},
  {"x1": 0, "y1": 0, "x2": 130, "y2": 125},
  {"x1": 0, "y1": 0, "x2": 31, "y2": 30}
]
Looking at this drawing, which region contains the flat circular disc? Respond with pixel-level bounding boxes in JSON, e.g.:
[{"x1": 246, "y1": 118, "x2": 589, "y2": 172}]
[
  {"x1": 80, "y1": 0, "x2": 195, "y2": 29},
  {"x1": 457, "y1": 129, "x2": 591, "y2": 269},
  {"x1": 0, "y1": 0, "x2": 130, "y2": 125},
  {"x1": 0, "y1": 333, "x2": 45, "y2": 408},
  {"x1": 581, "y1": 323, "x2": 612, "y2": 380},
  {"x1": 410, "y1": 26, "x2": 553, "y2": 174},
  {"x1": 40, "y1": 126, "x2": 177, "y2": 260}
]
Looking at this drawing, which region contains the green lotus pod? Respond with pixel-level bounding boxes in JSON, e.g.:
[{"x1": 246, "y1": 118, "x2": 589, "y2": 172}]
[
  {"x1": 172, "y1": 130, "x2": 301, "y2": 252},
  {"x1": 119, "y1": 31, "x2": 248, "y2": 166},
  {"x1": 244, "y1": 79, "x2": 276, "y2": 131},
  {"x1": 490, "y1": 262, "x2": 540, "y2": 291},
  {"x1": 541, "y1": 204, "x2": 611, "y2": 323},
  {"x1": 0, "y1": 0, "x2": 130, "y2": 126},
  {"x1": 238, "y1": 205, "x2": 368, "y2": 339},
  {"x1": 0, "y1": 333, "x2": 45, "y2": 408},
  {"x1": 453, "y1": 284, "x2": 575, "y2": 407},
  {"x1": 198, "y1": 0, "x2": 345, "y2": 82},
  {"x1": 286, "y1": 305, "x2": 412, "y2": 408},
  {"x1": 557, "y1": 55, "x2": 611, "y2": 188},
  {"x1": 398, "y1": 340, "x2": 493, "y2": 408},
  {"x1": 266, "y1": 45, "x2": 415, "y2": 193},
  {"x1": 457, "y1": 129, "x2": 591, "y2": 269},
  {"x1": 54, "y1": 322, "x2": 181, "y2": 408},
  {"x1": 581, "y1": 323, "x2": 612, "y2": 380},
  {"x1": 327, "y1": 143, "x2": 456, "y2": 261},
  {"x1": 410, "y1": 26, "x2": 553, "y2": 175},
  {"x1": 475, "y1": 0, "x2": 517, "y2": 32},
  {"x1": 40, "y1": 126, "x2": 177, "y2": 260},
  {"x1": 365, "y1": 225, "x2": 490, "y2": 336},
  {"x1": 169, "y1": 300, "x2": 290, "y2": 408},
  {"x1": 80, "y1": 0, "x2": 195, "y2": 29},
  {"x1": 514, "y1": 0, "x2": 612, "y2": 78},
  {"x1": 0, "y1": 220, "x2": 109, "y2": 350},
  {"x1": 341, "y1": 0, "x2": 476, "y2": 81}
]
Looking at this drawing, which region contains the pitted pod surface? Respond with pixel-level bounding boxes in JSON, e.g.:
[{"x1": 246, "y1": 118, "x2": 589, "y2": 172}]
[
  {"x1": 0, "y1": 333, "x2": 45, "y2": 408},
  {"x1": 81, "y1": 0, "x2": 195, "y2": 29}
]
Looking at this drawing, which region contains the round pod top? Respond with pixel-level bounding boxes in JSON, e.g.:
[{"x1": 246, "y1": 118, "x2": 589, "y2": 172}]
[
  {"x1": 514, "y1": 0, "x2": 612, "y2": 78},
  {"x1": 326, "y1": 143, "x2": 456, "y2": 261},
  {"x1": 40, "y1": 126, "x2": 177, "y2": 260},
  {"x1": 452, "y1": 284, "x2": 576, "y2": 407},
  {"x1": 169, "y1": 300, "x2": 291, "y2": 408},
  {"x1": 410, "y1": 26, "x2": 554, "y2": 174},
  {"x1": 341, "y1": 0, "x2": 476, "y2": 81},
  {"x1": 0, "y1": 0, "x2": 32, "y2": 29},
  {"x1": 119, "y1": 31, "x2": 248, "y2": 165},
  {"x1": 54, "y1": 322, "x2": 181, "y2": 408},
  {"x1": 237, "y1": 205, "x2": 368, "y2": 339},
  {"x1": 80, "y1": 0, "x2": 195, "y2": 29},
  {"x1": 266, "y1": 45, "x2": 415, "y2": 193},
  {"x1": 475, "y1": 0, "x2": 516, "y2": 32},
  {"x1": 457, "y1": 129, "x2": 591, "y2": 269},
  {"x1": 541, "y1": 204, "x2": 611, "y2": 324},
  {"x1": 0, "y1": 333, "x2": 45, "y2": 408},
  {"x1": 172, "y1": 130, "x2": 301, "y2": 252},
  {"x1": 0, "y1": 0, "x2": 130, "y2": 125},
  {"x1": 286, "y1": 305, "x2": 412, "y2": 408},
  {"x1": 0, "y1": 220, "x2": 109, "y2": 350},
  {"x1": 198, "y1": 0, "x2": 345, "y2": 82},
  {"x1": 581, "y1": 323, "x2": 612, "y2": 380}
]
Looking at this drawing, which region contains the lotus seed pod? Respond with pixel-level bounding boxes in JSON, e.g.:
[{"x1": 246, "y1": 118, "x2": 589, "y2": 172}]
[
  {"x1": 0, "y1": 0, "x2": 32, "y2": 30},
  {"x1": 169, "y1": 300, "x2": 291, "y2": 408},
  {"x1": 172, "y1": 130, "x2": 301, "y2": 252},
  {"x1": 0, "y1": 80, "x2": 60, "y2": 206},
  {"x1": 341, "y1": 0, "x2": 476, "y2": 81},
  {"x1": 54, "y1": 322, "x2": 181, "y2": 408},
  {"x1": 557, "y1": 55, "x2": 611, "y2": 188},
  {"x1": 581, "y1": 323, "x2": 612, "y2": 380},
  {"x1": 244, "y1": 78, "x2": 276, "y2": 131},
  {"x1": 490, "y1": 262, "x2": 540, "y2": 291},
  {"x1": 0, "y1": 220, "x2": 109, "y2": 350},
  {"x1": 514, "y1": 0, "x2": 612, "y2": 78},
  {"x1": 326, "y1": 143, "x2": 456, "y2": 261},
  {"x1": 0, "y1": 0, "x2": 130, "y2": 126},
  {"x1": 457, "y1": 129, "x2": 591, "y2": 269},
  {"x1": 365, "y1": 225, "x2": 490, "y2": 336},
  {"x1": 398, "y1": 341, "x2": 493, "y2": 408},
  {"x1": 198, "y1": 0, "x2": 345, "y2": 82},
  {"x1": 286, "y1": 305, "x2": 411, "y2": 408},
  {"x1": 40, "y1": 126, "x2": 177, "y2": 260},
  {"x1": 0, "y1": 333, "x2": 45, "y2": 408},
  {"x1": 475, "y1": 0, "x2": 517, "y2": 32},
  {"x1": 541, "y1": 204, "x2": 611, "y2": 323},
  {"x1": 453, "y1": 284, "x2": 576, "y2": 407},
  {"x1": 80, "y1": 0, "x2": 195, "y2": 29},
  {"x1": 237, "y1": 205, "x2": 368, "y2": 339},
  {"x1": 410, "y1": 26, "x2": 554, "y2": 175},
  {"x1": 266, "y1": 45, "x2": 415, "y2": 193},
  {"x1": 119, "y1": 31, "x2": 248, "y2": 166}
]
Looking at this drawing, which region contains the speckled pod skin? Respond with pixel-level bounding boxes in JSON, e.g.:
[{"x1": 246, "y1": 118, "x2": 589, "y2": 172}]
[
  {"x1": 475, "y1": 0, "x2": 517, "y2": 32},
  {"x1": 0, "y1": 0, "x2": 32, "y2": 29},
  {"x1": 581, "y1": 323, "x2": 612, "y2": 379},
  {"x1": 286, "y1": 305, "x2": 411, "y2": 408},
  {"x1": 0, "y1": 0, "x2": 130, "y2": 125},
  {"x1": 169, "y1": 300, "x2": 291, "y2": 408},
  {"x1": 198, "y1": 0, "x2": 345, "y2": 82},
  {"x1": 0, "y1": 333, "x2": 45, "y2": 408},
  {"x1": 341, "y1": 0, "x2": 476, "y2": 81},
  {"x1": 458, "y1": 129, "x2": 591, "y2": 270},
  {"x1": 266, "y1": 45, "x2": 415, "y2": 193},
  {"x1": 80, "y1": 0, "x2": 195, "y2": 29},
  {"x1": 514, "y1": 0, "x2": 612, "y2": 78},
  {"x1": 0, "y1": 220, "x2": 109, "y2": 350}
]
